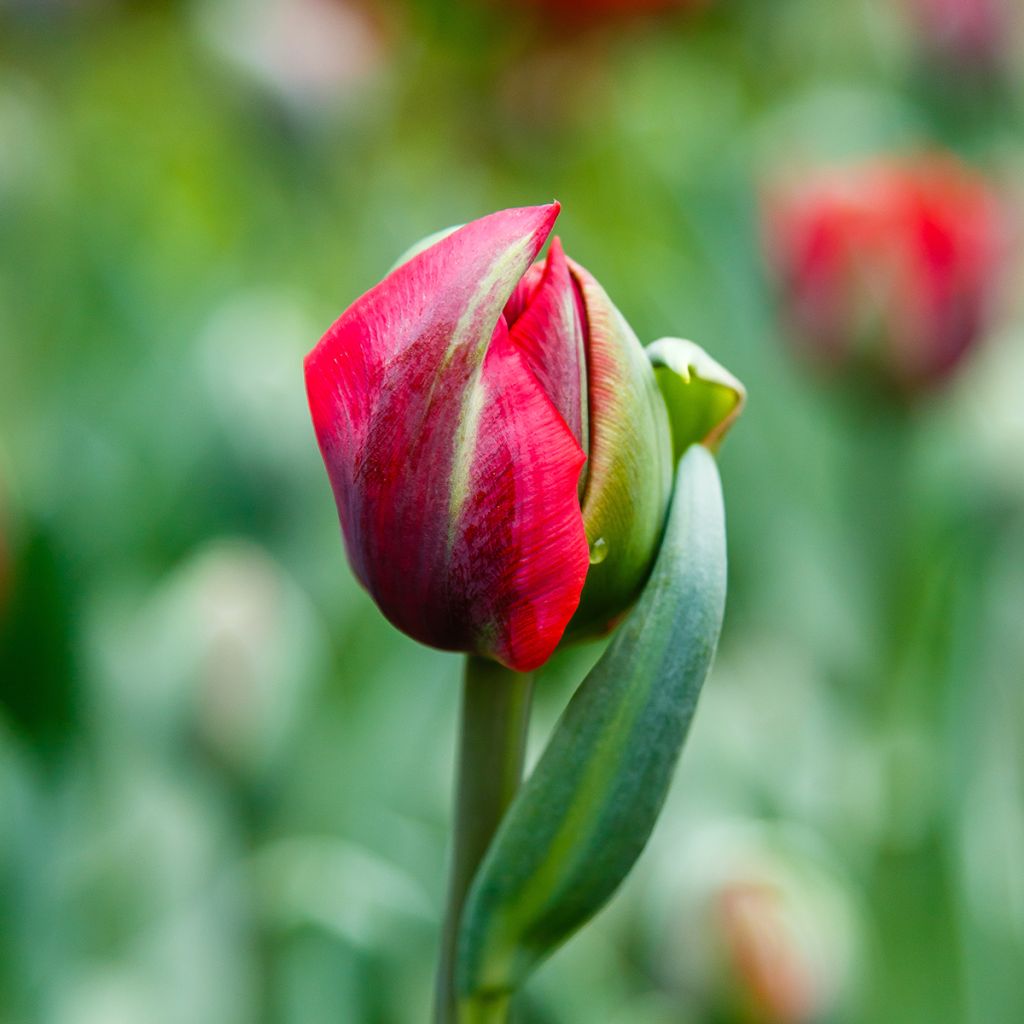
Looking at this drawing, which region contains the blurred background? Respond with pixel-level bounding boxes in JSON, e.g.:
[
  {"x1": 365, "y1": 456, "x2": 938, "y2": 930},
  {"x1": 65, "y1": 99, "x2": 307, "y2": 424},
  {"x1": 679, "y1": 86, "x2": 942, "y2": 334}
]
[{"x1": 1, "y1": 0, "x2": 1023, "y2": 1021}]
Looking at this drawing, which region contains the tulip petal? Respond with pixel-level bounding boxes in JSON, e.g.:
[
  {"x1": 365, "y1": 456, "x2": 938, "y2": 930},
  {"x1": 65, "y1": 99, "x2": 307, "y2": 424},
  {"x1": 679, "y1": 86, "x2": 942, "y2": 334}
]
[
  {"x1": 458, "y1": 323, "x2": 589, "y2": 671},
  {"x1": 505, "y1": 239, "x2": 589, "y2": 458},
  {"x1": 305, "y1": 204, "x2": 589, "y2": 671},
  {"x1": 646, "y1": 337, "x2": 746, "y2": 457},
  {"x1": 503, "y1": 262, "x2": 544, "y2": 327},
  {"x1": 565, "y1": 259, "x2": 673, "y2": 639}
]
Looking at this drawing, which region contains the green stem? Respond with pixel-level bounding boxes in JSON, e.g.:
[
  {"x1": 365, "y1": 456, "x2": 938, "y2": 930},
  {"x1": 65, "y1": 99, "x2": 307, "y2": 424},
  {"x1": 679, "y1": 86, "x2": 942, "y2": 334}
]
[
  {"x1": 842, "y1": 391, "x2": 915, "y2": 707},
  {"x1": 434, "y1": 657, "x2": 534, "y2": 1024}
]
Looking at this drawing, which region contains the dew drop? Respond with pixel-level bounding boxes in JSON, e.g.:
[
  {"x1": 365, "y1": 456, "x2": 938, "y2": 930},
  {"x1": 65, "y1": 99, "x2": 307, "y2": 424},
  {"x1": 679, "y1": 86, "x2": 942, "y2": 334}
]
[{"x1": 588, "y1": 537, "x2": 608, "y2": 565}]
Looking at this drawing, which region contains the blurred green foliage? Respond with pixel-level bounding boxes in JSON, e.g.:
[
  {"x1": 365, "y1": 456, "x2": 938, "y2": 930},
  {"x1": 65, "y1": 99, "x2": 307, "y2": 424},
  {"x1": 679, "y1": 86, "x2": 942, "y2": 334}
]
[{"x1": 1, "y1": 1, "x2": 1022, "y2": 1022}]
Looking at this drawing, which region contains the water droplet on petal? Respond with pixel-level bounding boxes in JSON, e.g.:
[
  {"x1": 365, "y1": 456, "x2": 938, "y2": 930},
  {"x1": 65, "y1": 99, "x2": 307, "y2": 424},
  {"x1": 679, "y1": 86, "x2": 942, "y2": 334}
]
[{"x1": 588, "y1": 537, "x2": 608, "y2": 565}]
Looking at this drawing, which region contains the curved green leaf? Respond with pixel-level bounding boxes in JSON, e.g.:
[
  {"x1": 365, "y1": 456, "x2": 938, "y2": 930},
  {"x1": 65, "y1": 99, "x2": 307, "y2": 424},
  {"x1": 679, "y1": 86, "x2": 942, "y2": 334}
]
[{"x1": 456, "y1": 444, "x2": 727, "y2": 1002}]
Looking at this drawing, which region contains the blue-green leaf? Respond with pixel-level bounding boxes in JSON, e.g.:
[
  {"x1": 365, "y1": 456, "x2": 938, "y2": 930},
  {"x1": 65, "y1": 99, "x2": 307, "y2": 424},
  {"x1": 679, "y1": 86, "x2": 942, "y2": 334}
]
[{"x1": 456, "y1": 444, "x2": 727, "y2": 1002}]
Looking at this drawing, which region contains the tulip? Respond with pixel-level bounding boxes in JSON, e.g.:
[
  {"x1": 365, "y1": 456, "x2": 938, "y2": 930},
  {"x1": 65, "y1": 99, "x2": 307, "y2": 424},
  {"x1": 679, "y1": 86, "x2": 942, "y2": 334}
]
[
  {"x1": 306, "y1": 205, "x2": 745, "y2": 1022},
  {"x1": 305, "y1": 204, "x2": 741, "y2": 672},
  {"x1": 762, "y1": 155, "x2": 1004, "y2": 395}
]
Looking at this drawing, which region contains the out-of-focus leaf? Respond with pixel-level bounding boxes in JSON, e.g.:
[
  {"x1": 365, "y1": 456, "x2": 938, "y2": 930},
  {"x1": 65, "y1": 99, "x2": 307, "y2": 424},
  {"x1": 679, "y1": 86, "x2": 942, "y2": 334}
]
[
  {"x1": 0, "y1": 522, "x2": 77, "y2": 756},
  {"x1": 456, "y1": 445, "x2": 727, "y2": 1002},
  {"x1": 251, "y1": 836, "x2": 433, "y2": 948}
]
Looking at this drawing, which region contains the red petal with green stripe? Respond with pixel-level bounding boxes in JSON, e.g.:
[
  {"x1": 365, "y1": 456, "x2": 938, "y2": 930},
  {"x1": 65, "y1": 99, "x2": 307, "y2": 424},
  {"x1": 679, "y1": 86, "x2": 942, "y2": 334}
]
[{"x1": 305, "y1": 205, "x2": 589, "y2": 671}]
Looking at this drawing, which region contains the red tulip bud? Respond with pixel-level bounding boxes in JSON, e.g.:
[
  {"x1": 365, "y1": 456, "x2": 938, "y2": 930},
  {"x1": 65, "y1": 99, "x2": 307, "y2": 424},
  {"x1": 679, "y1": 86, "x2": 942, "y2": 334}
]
[
  {"x1": 306, "y1": 205, "x2": 742, "y2": 671},
  {"x1": 763, "y1": 155, "x2": 1005, "y2": 396}
]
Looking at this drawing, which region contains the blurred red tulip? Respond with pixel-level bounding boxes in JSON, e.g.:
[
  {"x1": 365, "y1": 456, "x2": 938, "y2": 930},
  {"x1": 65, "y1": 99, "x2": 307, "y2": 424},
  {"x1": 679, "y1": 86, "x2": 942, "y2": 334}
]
[{"x1": 763, "y1": 155, "x2": 1006, "y2": 395}]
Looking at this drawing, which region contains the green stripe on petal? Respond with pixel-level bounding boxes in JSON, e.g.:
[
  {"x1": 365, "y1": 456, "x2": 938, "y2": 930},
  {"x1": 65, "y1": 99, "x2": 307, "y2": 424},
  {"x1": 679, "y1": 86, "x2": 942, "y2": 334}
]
[{"x1": 447, "y1": 238, "x2": 549, "y2": 542}]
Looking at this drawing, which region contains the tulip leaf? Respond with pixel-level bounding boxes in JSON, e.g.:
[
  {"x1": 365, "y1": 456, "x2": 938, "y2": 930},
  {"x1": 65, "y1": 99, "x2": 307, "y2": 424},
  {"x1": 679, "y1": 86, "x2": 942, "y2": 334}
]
[
  {"x1": 455, "y1": 444, "x2": 727, "y2": 1003},
  {"x1": 647, "y1": 337, "x2": 745, "y2": 457}
]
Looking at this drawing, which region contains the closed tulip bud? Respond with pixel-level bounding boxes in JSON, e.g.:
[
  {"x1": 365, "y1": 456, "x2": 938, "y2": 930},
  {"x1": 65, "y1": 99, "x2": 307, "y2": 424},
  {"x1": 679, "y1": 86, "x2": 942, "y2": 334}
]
[
  {"x1": 305, "y1": 204, "x2": 741, "y2": 671},
  {"x1": 763, "y1": 155, "x2": 1005, "y2": 396}
]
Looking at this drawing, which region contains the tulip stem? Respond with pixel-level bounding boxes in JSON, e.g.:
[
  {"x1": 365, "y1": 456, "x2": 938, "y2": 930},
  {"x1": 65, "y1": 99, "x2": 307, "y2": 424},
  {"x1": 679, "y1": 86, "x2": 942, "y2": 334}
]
[{"x1": 434, "y1": 657, "x2": 534, "y2": 1024}]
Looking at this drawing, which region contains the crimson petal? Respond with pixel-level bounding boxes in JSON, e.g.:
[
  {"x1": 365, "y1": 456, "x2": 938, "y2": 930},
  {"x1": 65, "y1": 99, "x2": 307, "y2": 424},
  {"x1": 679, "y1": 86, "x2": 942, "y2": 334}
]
[
  {"x1": 506, "y1": 237, "x2": 589, "y2": 459},
  {"x1": 305, "y1": 205, "x2": 589, "y2": 671}
]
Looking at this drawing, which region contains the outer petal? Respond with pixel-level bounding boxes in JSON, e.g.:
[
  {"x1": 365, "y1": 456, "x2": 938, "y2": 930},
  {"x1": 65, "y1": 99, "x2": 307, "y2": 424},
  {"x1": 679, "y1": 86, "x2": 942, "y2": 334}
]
[
  {"x1": 506, "y1": 238, "x2": 589, "y2": 457},
  {"x1": 305, "y1": 204, "x2": 589, "y2": 671},
  {"x1": 566, "y1": 259, "x2": 674, "y2": 639}
]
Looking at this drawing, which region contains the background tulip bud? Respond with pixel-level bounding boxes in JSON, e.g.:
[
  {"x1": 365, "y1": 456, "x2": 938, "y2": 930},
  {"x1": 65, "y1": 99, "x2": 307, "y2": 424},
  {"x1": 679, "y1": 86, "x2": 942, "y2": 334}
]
[
  {"x1": 658, "y1": 823, "x2": 862, "y2": 1024},
  {"x1": 762, "y1": 155, "x2": 1005, "y2": 396}
]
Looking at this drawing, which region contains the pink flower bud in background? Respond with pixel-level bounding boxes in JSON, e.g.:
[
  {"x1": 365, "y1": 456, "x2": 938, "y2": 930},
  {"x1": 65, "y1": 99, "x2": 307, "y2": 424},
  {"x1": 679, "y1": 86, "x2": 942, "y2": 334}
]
[
  {"x1": 715, "y1": 881, "x2": 825, "y2": 1023},
  {"x1": 762, "y1": 155, "x2": 1006, "y2": 396},
  {"x1": 197, "y1": 0, "x2": 391, "y2": 110},
  {"x1": 659, "y1": 824, "x2": 862, "y2": 1024},
  {"x1": 906, "y1": 0, "x2": 1013, "y2": 73}
]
